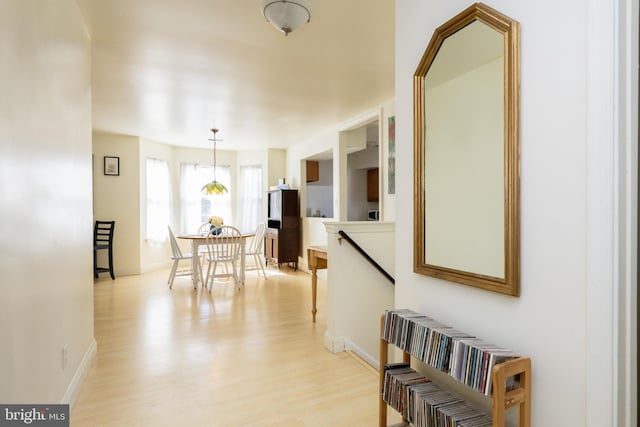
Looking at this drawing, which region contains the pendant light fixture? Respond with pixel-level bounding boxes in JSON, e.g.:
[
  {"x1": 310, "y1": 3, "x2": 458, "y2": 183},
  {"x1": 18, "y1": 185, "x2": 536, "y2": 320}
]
[
  {"x1": 260, "y1": 0, "x2": 312, "y2": 36},
  {"x1": 202, "y1": 128, "x2": 228, "y2": 195}
]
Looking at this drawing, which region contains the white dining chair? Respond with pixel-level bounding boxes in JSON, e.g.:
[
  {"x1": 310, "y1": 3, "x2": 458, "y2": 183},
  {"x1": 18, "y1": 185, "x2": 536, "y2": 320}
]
[
  {"x1": 168, "y1": 226, "x2": 199, "y2": 289},
  {"x1": 195, "y1": 222, "x2": 213, "y2": 261},
  {"x1": 197, "y1": 222, "x2": 232, "y2": 276},
  {"x1": 201, "y1": 225, "x2": 242, "y2": 292},
  {"x1": 244, "y1": 223, "x2": 267, "y2": 279}
]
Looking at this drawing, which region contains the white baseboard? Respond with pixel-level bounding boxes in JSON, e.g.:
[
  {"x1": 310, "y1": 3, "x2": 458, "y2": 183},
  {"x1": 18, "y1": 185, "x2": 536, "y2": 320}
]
[
  {"x1": 324, "y1": 331, "x2": 345, "y2": 353},
  {"x1": 140, "y1": 261, "x2": 172, "y2": 274},
  {"x1": 344, "y1": 338, "x2": 378, "y2": 370},
  {"x1": 299, "y1": 259, "x2": 310, "y2": 273},
  {"x1": 324, "y1": 333, "x2": 378, "y2": 370},
  {"x1": 62, "y1": 338, "x2": 97, "y2": 408}
]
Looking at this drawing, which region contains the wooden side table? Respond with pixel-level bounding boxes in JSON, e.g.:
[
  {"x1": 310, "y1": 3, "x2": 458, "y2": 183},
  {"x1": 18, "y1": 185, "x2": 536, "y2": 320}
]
[{"x1": 306, "y1": 246, "x2": 327, "y2": 322}]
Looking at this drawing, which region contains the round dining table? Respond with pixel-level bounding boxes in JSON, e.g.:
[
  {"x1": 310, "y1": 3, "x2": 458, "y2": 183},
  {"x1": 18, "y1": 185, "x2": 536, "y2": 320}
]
[{"x1": 177, "y1": 231, "x2": 255, "y2": 286}]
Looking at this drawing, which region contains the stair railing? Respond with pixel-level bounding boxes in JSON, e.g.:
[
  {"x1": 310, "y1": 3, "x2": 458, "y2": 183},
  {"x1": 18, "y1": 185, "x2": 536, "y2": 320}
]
[{"x1": 338, "y1": 230, "x2": 395, "y2": 285}]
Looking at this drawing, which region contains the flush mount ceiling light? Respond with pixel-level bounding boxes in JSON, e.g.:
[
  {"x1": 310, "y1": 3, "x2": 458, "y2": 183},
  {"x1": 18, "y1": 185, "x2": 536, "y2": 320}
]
[
  {"x1": 260, "y1": 0, "x2": 312, "y2": 36},
  {"x1": 202, "y1": 128, "x2": 229, "y2": 195}
]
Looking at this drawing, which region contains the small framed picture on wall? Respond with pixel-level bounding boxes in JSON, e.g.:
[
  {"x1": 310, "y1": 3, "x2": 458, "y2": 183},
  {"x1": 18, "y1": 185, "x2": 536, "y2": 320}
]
[{"x1": 104, "y1": 156, "x2": 120, "y2": 176}]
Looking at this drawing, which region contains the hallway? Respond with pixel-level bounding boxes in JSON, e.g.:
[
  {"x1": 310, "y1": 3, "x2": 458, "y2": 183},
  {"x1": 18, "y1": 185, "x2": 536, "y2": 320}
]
[{"x1": 71, "y1": 267, "x2": 392, "y2": 426}]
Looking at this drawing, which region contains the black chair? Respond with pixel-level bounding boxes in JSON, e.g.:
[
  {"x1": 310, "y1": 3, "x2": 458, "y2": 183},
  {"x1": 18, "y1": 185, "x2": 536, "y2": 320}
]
[{"x1": 94, "y1": 221, "x2": 116, "y2": 280}]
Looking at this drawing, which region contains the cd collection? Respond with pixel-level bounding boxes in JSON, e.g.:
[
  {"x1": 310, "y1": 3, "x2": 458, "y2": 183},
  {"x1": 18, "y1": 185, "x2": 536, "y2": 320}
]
[
  {"x1": 382, "y1": 365, "x2": 493, "y2": 427},
  {"x1": 382, "y1": 310, "x2": 518, "y2": 396}
]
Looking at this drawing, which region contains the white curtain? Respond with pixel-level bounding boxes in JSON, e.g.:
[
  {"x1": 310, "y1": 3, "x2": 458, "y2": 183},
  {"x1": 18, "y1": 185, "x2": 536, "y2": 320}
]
[
  {"x1": 146, "y1": 158, "x2": 171, "y2": 242},
  {"x1": 238, "y1": 165, "x2": 263, "y2": 232},
  {"x1": 180, "y1": 163, "x2": 232, "y2": 233}
]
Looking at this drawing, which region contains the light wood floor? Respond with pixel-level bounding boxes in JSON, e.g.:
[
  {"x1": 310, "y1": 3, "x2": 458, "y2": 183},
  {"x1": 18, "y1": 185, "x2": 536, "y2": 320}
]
[{"x1": 72, "y1": 265, "x2": 399, "y2": 426}]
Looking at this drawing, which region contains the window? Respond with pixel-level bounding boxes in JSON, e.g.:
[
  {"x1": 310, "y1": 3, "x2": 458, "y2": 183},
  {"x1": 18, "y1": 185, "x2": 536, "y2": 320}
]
[
  {"x1": 238, "y1": 165, "x2": 263, "y2": 232},
  {"x1": 180, "y1": 163, "x2": 231, "y2": 233},
  {"x1": 146, "y1": 158, "x2": 171, "y2": 242}
]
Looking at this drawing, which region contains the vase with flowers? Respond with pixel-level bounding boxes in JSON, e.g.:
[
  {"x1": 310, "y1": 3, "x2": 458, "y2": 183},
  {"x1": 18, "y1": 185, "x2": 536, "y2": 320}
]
[{"x1": 209, "y1": 216, "x2": 223, "y2": 234}]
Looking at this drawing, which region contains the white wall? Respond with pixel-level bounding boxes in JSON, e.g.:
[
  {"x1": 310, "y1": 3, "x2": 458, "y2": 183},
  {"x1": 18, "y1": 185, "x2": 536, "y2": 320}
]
[
  {"x1": 0, "y1": 0, "x2": 95, "y2": 404},
  {"x1": 348, "y1": 144, "x2": 380, "y2": 169},
  {"x1": 324, "y1": 222, "x2": 395, "y2": 366},
  {"x1": 287, "y1": 127, "x2": 336, "y2": 189},
  {"x1": 396, "y1": 1, "x2": 615, "y2": 425},
  {"x1": 268, "y1": 148, "x2": 286, "y2": 188},
  {"x1": 93, "y1": 132, "x2": 141, "y2": 276}
]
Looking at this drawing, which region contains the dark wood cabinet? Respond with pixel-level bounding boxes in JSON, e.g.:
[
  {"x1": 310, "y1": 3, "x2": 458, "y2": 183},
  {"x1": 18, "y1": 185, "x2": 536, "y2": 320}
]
[{"x1": 265, "y1": 189, "x2": 299, "y2": 269}]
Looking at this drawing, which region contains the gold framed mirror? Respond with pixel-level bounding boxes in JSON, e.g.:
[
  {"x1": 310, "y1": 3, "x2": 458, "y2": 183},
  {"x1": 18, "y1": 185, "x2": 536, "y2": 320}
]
[{"x1": 413, "y1": 3, "x2": 520, "y2": 296}]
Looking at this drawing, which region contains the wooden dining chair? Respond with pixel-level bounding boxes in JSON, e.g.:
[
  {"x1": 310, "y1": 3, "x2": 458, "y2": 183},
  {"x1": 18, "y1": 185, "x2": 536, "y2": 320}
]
[
  {"x1": 201, "y1": 225, "x2": 242, "y2": 292},
  {"x1": 94, "y1": 220, "x2": 116, "y2": 280},
  {"x1": 167, "y1": 226, "x2": 198, "y2": 289}
]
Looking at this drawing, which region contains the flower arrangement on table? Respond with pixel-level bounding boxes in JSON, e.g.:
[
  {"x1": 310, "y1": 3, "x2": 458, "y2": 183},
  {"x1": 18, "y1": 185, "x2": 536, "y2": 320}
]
[{"x1": 208, "y1": 216, "x2": 223, "y2": 234}]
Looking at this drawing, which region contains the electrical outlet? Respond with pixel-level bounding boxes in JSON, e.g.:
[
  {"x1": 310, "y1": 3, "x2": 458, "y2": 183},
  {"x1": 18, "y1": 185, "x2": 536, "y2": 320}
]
[{"x1": 62, "y1": 344, "x2": 68, "y2": 370}]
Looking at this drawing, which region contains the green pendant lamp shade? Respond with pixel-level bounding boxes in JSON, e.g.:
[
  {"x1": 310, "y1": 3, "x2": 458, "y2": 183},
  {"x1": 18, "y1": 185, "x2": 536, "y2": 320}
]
[
  {"x1": 202, "y1": 128, "x2": 228, "y2": 195},
  {"x1": 202, "y1": 180, "x2": 228, "y2": 195}
]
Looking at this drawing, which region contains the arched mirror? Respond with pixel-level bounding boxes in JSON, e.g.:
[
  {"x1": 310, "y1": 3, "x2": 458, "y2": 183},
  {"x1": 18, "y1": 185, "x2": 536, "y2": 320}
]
[{"x1": 413, "y1": 3, "x2": 520, "y2": 296}]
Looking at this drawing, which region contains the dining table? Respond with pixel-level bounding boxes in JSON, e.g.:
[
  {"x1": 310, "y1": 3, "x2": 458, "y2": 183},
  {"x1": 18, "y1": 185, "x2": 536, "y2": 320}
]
[{"x1": 177, "y1": 231, "x2": 255, "y2": 287}]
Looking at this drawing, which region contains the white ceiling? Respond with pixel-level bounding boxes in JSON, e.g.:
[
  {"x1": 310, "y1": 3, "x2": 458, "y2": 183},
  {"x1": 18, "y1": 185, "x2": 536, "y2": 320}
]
[{"x1": 75, "y1": 0, "x2": 395, "y2": 151}]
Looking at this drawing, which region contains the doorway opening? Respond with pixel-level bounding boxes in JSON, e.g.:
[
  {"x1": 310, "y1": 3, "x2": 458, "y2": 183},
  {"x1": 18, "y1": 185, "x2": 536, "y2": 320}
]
[
  {"x1": 304, "y1": 150, "x2": 334, "y2": 219},
  {"x1": 337, "y1": 110, "x2": 382, "y2": 222},
  {"x1": 347, "y1": 121, "x2": 380, "y2": 221}
]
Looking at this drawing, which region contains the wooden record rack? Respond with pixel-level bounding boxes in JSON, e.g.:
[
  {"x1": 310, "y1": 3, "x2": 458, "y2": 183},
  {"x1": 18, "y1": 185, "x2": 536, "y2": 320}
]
[{"x1": 379, "y1": 311, "x2": 531, "y2": 427}]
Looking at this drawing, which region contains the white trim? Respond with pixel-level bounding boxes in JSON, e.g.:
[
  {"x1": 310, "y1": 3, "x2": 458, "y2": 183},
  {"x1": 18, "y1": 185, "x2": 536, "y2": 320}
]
[
  {"x1": 344, "y1": 338, "x2": 378, "y2": 370},
  {"x1": 587, "y1": 0, "x2": 638, "y2": 425},
  {"x1": 337, "y1": 107, "x2": 382, "y2": 132},
  {"x1": 323, "y1": 331, "x2": 345, "y2": 353},
  {"x1": 586, "y1": 0, "x2": 615, "y2": 425},
  {"x1": 62, "y1": 338, "x2": 97, "y2": 408},
  {"x1": 614, "y1": 0, "x2": 638, "y2": 425},
  {"x1": 141, "y1": 261, "x2": 172, "y2": 274},
  {"x1": 324, "y1": 221, "x2": 396, "y2": 235},
  {"x1": 324, "y1": 334, "x2": 379, "y2": 370}
]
